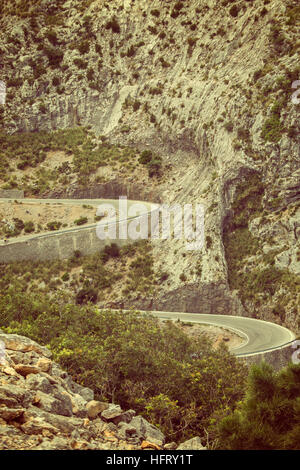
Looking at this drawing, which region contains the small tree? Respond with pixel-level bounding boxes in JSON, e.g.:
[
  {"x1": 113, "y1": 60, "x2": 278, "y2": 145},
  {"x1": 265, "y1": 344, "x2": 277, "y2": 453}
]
[{"x1": 217, "y1": 362, "x2": 300, "y2": 450}]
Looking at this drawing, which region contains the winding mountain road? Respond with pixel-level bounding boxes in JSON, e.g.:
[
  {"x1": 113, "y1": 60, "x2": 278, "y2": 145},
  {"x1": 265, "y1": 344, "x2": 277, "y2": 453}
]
[
  {"x1": 142, "y1": 311, "x2": 295, "y2": 357},
  {"x1": 0, "y1": 198, "x2": 159, "y2": 244},
  {"x1": 1, "y1": 197, "x2": 296, "y2": 357}
]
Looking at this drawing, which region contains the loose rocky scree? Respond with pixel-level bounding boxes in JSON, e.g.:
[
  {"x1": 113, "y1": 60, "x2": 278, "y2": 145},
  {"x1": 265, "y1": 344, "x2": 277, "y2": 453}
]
[{"x1": 0, "y1": 331, "x2": 206, "y2": 450}]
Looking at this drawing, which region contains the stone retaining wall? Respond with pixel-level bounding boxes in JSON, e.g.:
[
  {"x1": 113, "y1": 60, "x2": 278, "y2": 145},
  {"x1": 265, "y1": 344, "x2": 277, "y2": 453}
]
[
  {"x1": 240, "y1": 342, "x2": 297, "y2": 371},
  {"x1": 0, "y1": 207, "x2": 159, "y2": 263},
  {"x1": 0, "y1": 189, "x2": 24, "y2": 198}
]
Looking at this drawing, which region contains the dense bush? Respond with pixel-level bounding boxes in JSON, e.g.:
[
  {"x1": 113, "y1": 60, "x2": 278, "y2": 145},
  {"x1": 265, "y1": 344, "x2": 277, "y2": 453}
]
[
  {"x1": 171, "y1": 1, "x2": 185, "y2": 18},
  {"x1": 76, "y1": 287, "x2": 98, "y2": 304},
  {"x1": 106, "y1": 17, "x2": 121, "y2": 34},
  {"x1": 47, "y1": 221, "x2": 62, "y2": 231},
  {"x1": 73, "y1": 58, "x2": 88, "y2": 69},
  {"x1": 0, "y1": 284, "x2": 247, "y2": 442},
  {"x1": 261, "y1": 112, "x2": 283, "y2": 143},
  {"x1": 77, "y1": 40, "x2": 90, "y2": 55},
  {"x1": 24, "y1": 221, "x2": 35, "y2": 233},
  {"x1": 43, "y1": 46, "x2": 64, "y2": 68},
  {"x1": 74, "y1": 216, "x2": 88, "y2": 226},
  {"x1": 150, "y1": 9, "x2": 160, "y2": 17},
  {"x1": 147, "y1": 157, "x2": 162, "y2": 177},
  {"x1": 138, "y1": 150, "x2": 152, "y2": 165},
  {"x1": 45, "y1": 29, "x2": 58, "y2": 46},
  {"x1": 229, "y1": 4, "x2": 239, "y2": 17},
  {"x1": 0, "y1": 126, "x2": 161, "y2": 190},
  {"x1": 138, "y1": 150, "x2": 162, "y2": 177},
  {"x1": 216, "y1": 362, "x2": 300, "y2": 449},
  {"x1": 101, "y1": 243, "x2": 120, "y2": 262}
]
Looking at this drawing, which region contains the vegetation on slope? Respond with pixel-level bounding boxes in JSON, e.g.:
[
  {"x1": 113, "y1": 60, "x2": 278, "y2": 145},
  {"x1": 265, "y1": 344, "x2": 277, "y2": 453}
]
[
  {"x1": 0, "y1": 241, "x2": 157, "y2": 303},
  {"x1": 216, "y1": 362, "x2": 300, "y2": 450},
  {"x1": 223, "y1": 172, "x2": 299, "y2": 328},
  {"x1": 0, "y1": 128, "x2": 162, "y2": 194},
  {"x1": 0, "y1": 274, "x2": 247, "y2": 443}
]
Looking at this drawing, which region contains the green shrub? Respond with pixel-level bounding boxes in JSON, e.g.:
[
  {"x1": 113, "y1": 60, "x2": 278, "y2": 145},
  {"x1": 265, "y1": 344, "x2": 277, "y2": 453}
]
[
  {"x1": 126, "y1": 45, "x2": 136, "y2": 57},
  {"x1": 43, "y1": 46, "x2": 64, "y2": 68},
  {"x1": 47, "y1": 221, "x2": 62, "y2": 231},
  {"x1": 77, "y1": 40, "x2": 90, "y2": 54},
  {"x1": 171, "y1": 1, "x2": 185, "y2": 18},
  {"x1": 38, "y1": 102, "x2": 47, "y2": 114},
  {"x1": 24, "y1": 221, "x2": 35, "y2": 233},
  {"x1": 132, "y1": 100, "x2": 141, "y2": 111},
  {"x1": 52, "y1": 76, "x2": 60, "y2": 87},
  {"x1": 206, "y1": 235, "x2": 213, "y2": 249},
  {"x1": 101, "y1": 243, "x2": 120, "y2": 262},
  {"x1": 76, "y1": 287, "x2": 98, "y2": 304},
  {"x1": 216, "y1": 362, "x2": 300, "y2": 450},
  {"x1": 150, "y1": 9, "x2": 160, "y2": 17},
  {"x1": 73, "y1": 58, "x2": 88, "y2": 69},
  {"x1": 139, "y1": 150, "x2": 152, "y2": 165},
  {"x1": 86, "y1": 68, "x2": 94, "y2": 81},
  {"x1": 7, "y1": 78, "x2": 22, "y2": 88},
  {"x1": 95, "y1": 43, "x2": 102, "y2": 54},
  {"x1": 106, "y1": 17, "x2": 121, "y2": 33},
  {"x1": 237, "y1": 127, "x2": 250, "y2": 141},
  {"x1": 224, "y1": 121, "x2": 234, "y2": 132},
  {"x1": 61, "y1": 272, "x2": 70, "y2": 282},
  {"x1": 45, "y1": 29, "x2": 58, "y2": 45},
  {"x1": 13, "y1": 218, "x2": 25, "y2": 231},
  {"x1": 261, "y1": 114, "x2": 283, "y2": 142},
  {"x1": 229, "y1": 5, "x2": 239, "y2": 17},
  {"x1": 187, "y1": 36, "x2": 197, "y2": 47},
  {"x1": 74, "y1": 216, "x2": 88, "y2": 226},
  {"x1": 148, "y1": 25, "x2": 157, "y2": 34},
  {"x1": 286, "y1": 5, "x2": 300, "y2": 26},
  {"x1": 147, "y1": 157, "x2": 162, "y2": 177}
]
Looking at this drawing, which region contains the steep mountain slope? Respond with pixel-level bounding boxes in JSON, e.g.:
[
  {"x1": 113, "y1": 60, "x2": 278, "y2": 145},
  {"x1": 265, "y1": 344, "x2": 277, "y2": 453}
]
[{"x1": 0, "y1": 0, "x2": 299, "y2": 331}]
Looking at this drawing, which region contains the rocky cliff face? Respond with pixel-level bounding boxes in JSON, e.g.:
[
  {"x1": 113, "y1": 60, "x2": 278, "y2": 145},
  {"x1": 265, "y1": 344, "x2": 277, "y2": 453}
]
[
  {"x1": 0, "y1": 0, "x2": 299, "y2": 331},
  {"x1": 0, "y1": 331, "x2": 207, "y2": 450}
]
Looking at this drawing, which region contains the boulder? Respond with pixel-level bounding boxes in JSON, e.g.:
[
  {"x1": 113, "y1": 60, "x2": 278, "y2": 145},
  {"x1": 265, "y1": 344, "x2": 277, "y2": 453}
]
[
  {"x1": 113, "y1": 409, "x2": 135, "y2": 426},
  {"x1": 0, "y1": 365, "x2": 20, "y2": 377},
  {"x1": 164, "y1": 442, "x2": 177, "y2": 450},
  {"x1": 101, "y1": 404, "x2": 123, "y2": 421},
  {"x1": 0, "y1": 407, "x2": 25, "y2": 421},
  {"x1": 0, "y1": 384, "x2": 34, "y2": 408},
  {"x1": 0, "y1": 333, "x2": 51, "y2": 358},
  {"x1": 86, "y1": 400, "x2": 109, "y2": 419},
  {"x1": 70, "y1": 393, "x2": 88, "y2": 418},
  {"x1": 36, "y1": 358, "x2": 52, "y2": 373},
  {"x1": 177, "y1": 436, "x2": 206, "y2": 450},
  {"x1": 117, "y1": 422, "x2": 139, "y2": 440},
  {"x1": 26, "y1": 374, "x2": 53, "y2": 394},
  {"x1": 25, "y1": 407, "x2": 84, "y2": 433},
  {"x1": 21, "y1": 417, "x2": 59, "y2": 436},
  {"x1": 77, "y1": 387, "x2": 94, "y2": 402},
  {"x1": 14, "y1": 364, "x2": 40, "y2": 377},
  {"x1": 34, "y1": 390, "x2": 73, "y2": 417},
  {"x1": 129, "y1": 416, "x2": 165, "y2": 446},
  {"x1": 32, "y1": 436, "x2": 71, "y2": 450},
  {"x1": 141, "y1": 440, "x2": 162, "y2": 450}
]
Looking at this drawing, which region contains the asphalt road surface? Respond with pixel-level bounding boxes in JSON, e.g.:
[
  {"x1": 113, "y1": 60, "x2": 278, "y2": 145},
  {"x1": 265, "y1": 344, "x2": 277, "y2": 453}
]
[{"x1": 142, "y1": 310, "x2": 296, "y2": 357}]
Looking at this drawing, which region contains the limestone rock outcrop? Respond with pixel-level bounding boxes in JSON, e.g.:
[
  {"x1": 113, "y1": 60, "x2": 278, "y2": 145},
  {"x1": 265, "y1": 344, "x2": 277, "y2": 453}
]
[{"x1": 0, "y1": 331, "x2": 204, "y2": 450}]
